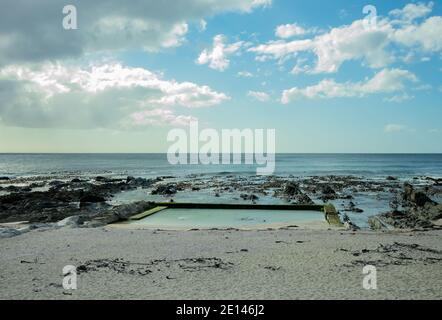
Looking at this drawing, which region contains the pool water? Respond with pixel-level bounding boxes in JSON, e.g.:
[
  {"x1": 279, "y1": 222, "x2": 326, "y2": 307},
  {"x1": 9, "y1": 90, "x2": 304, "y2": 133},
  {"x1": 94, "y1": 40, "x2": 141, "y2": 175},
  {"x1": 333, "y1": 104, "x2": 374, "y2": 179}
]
[{"x1": 128, "y1": 208, "x2": 326, "y2": 229}]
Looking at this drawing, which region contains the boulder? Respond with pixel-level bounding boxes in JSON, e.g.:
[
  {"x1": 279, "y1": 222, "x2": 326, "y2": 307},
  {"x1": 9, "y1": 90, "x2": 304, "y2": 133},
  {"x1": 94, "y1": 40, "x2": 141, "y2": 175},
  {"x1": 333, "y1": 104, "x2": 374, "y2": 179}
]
[
  {"x1": 0, "y1": 227, "x2": 21, "y2": 238},
  {"x1": 151, "y1": 184, "x2": 177, "y2": 195},
  {"x1": 284, "y1": 182, "x2": 301, "y2": 196},
  {"x1": 80, "y1": 194, "x2": 106, "y2": 203},
  {"x1": 56, "y1": 215, "x2": 83, "y2": 228}
]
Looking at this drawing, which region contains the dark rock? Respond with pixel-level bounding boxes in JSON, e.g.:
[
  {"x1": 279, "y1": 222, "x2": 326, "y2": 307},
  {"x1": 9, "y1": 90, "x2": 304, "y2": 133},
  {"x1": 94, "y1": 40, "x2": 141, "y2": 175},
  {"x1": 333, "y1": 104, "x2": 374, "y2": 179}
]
[
  {"x1": 79, "y1": 194, "x2": 106, "y2": 203},
  {"x1": 284, "y1": 182, "x2": 301, "y2": 196},
  {"x1": 403, "y1": 183, "x2": 436, "y2": 207},
  {"x1": 292, "y1": 193, "x2": 314, "y2": 205},
  {"x1": 344, "y1": 201, "x2": 364, "y2": 213},
  {"x1": 321, "y1": 185, "x2": 336, "y2": 195},
  {"x1": 0, "y1": 177, "x2": 10, "y2": 181},
  {"x1": 126, "y1": 176, "x2": 136, "y2": 183},
  {"x1": 151, "y1": 184, "x2": 177, "y2": 195},
  {"x1": 5, "y1": 186, "x2": 19, "y2": 192},
  {"x1": 240, "y1": 194, "x2": 259, "y2": 201},
  {"x1": 386, "y1": 176, "x2": 397, "y2": 181}
]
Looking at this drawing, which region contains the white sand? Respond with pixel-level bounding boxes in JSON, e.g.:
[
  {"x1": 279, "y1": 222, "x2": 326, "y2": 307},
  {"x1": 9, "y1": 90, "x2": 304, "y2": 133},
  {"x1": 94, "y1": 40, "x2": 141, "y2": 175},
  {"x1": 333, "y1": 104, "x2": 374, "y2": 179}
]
[{"x1": 0, "y1": 227, "x2": 441, "y2": 299}]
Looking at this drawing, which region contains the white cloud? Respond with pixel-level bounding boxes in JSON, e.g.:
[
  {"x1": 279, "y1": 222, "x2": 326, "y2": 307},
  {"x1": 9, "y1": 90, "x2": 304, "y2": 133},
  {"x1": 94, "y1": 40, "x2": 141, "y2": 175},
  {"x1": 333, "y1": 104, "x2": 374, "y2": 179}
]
[
  {"x1": 390, "y1": 2, "x2": 433, "y2": 23},
  {"x1": 275, "y1": 23, "x2": 306, "y2": 38},
  {"x1": 196, "y1": 35, "x2": 244, "y2": 71},
  {"x1": 250, "y1": 2, "x2": 442, "y2": 74},
  {"x1": 249, "y1": 39, "x2": 313, "y2": 60},
  {"x1": 251, "y1": 19, "x2": 394, "y2": 73},
  {"x1": 0, "y1": 0, "x2": 271, "y2": 66},
  {"x1": 237, "y1": 71, "x2": 254, "y2": 77},
  {"x1": 247, "y1": 90, "x2": 270, "y2": 102},
  {"x1": 384, "y1": 124, "x2": 406, "y2": 133},
  {"x1": 0, "y1": 62, "x2": 229, "y2": 129},
  {"x1": 281, "y1": 68, "x2": 417, "y2": 103},
  {"x1": 130, "y1": 109, "x2": 197, "y2": 128},
  {"x1": 394, "y1": 16, "x2": 442, "y2": 53},
  {"x1": 384, "y1": 93, "x2": 414, "y2": 103}
]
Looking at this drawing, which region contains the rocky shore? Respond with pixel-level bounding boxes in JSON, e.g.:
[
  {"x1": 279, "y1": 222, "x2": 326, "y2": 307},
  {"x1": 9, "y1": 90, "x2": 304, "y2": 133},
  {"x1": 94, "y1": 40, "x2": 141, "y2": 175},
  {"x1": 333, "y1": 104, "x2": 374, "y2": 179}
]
[{"x1": 1, "y1": 174, "x2": 441, "y2": 237}]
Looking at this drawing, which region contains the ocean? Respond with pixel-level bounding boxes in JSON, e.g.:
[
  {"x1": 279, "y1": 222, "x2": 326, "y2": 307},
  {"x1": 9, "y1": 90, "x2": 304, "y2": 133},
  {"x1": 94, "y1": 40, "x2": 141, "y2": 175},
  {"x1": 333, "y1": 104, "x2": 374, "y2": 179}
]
[{"x1": 0, "y1": 153, "x2": 441, "y2": 179}]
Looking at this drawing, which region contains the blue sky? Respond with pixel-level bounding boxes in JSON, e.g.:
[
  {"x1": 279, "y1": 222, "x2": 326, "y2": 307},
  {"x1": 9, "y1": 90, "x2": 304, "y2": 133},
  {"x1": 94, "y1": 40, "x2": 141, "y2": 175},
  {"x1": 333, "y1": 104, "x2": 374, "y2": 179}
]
[{"x1": 0, "y1": 0, "x2": 441, "y2": 153}]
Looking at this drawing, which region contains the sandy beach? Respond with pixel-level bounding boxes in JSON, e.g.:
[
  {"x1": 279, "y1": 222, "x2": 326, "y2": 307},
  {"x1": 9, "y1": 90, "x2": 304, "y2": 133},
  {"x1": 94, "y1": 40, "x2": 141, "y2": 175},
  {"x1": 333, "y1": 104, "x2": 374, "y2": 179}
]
[{"x1": 1, "y1": 226, "x2": 441, "y2": 300}]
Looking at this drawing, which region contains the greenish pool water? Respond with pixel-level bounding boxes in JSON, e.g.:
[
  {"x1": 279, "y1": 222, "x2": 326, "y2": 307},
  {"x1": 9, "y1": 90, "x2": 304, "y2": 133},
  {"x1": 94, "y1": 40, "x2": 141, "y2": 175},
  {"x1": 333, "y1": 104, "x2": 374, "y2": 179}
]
[{"x1": 129, "y1": 208, "x2": 325, "y2": 229}]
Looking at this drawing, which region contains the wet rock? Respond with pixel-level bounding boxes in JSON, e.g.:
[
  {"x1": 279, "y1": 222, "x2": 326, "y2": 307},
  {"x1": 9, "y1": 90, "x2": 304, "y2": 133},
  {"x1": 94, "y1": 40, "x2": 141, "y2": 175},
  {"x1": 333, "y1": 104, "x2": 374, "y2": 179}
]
[
  {"x1": 126, "y1": 176, "x2": 153, "y2": 188},
  {"x1": 151, "y1": 184, "x2": 177, "y2": 195},
  {"x1": 292, "y1": 193, "x2": 314, "y2": 205},
  {"x1": 240, "y1": 194, "x2": 259, "y2": 201},
  {"x1": 403, "y1": 183, "x2": 436, "y2": 207},
  {"x1": 319, "y1": 185, "x2": 337, "y2": 201},
  {"x1": 344, "y1": 201, "x2": 364, "y2": 213},
  {"x1": 321, "y1": 185, "x2": 336, "y2": 195},
  {"x1": 80, "y1": 194, "x2": 106, "y2": 203},
  {"x1": 126, "y1": 176, "x2": 136, "y2": 183},
  {"x1": 341, "y1": 213, "x2": 360, "y2": 230},
  {"x1": 368, "y1": 216, "x2": 390, "y2": 230},
  {"x1": 0, "y1": 175, "x2": 159, "y2": 224},
  {"x1": 0, "y1": 227, "x2": 21, "y2": 238},
  {"x1": 0, "y1": 176, "x2": 10, "y2": 181},
  {"x1": 386, "y1": 176, "x2": 397, "y2": 181},
  {"x1": 56, "y1": 215, "x2": 84, "y2": 228},
  {"x1": 283, "y1": 182, "x2": 301, "y2": 196},
  {"x1": 49, "y1": 180, "x2": 64, "y2": 187},
  {"x1": 5, "y1": 186, "x2": 20, "y2": 192}
]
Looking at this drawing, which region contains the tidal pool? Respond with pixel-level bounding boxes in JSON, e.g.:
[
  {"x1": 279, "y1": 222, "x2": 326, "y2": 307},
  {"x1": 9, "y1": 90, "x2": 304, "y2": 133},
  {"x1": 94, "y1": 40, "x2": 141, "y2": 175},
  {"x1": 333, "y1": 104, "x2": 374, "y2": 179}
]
[{"x1": 126, "y1": 208, "x2": 327, "y2": 229}]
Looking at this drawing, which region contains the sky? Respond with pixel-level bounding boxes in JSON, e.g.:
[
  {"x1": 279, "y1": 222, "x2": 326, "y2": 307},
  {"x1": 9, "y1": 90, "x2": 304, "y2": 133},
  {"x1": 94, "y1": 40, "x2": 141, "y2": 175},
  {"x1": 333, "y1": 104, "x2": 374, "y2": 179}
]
[{"x1": 0, "y1": 0, "x2": 441, "y2": 153}]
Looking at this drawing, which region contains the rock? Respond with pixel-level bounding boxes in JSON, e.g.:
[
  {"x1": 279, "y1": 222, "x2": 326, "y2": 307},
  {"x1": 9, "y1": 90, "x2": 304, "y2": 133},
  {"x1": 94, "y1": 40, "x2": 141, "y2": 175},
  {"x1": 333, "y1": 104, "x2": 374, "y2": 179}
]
[
  {"x1": 56, "y1": 215, "x2": 83, "y2": 228},
  {"x1": 107, "y1": 201, "x2": 156, "y2": 220},
  {"x1": 71, "y1": 178, "x2": 82, "y2": 183},
  {"x1": 402, "y1": 183, "x2": 435, "y2": 207},
  {"x1": 240, "y1": 194, "x2": 259, "y2": 201},
  {"x1": 49, "y1": 180, "x2": 64, "y2": 186},
  {"x1": 126, "y1": 177, "x2": 153, "y2": 188},
  {"x1": 341, "y1": 213, "x2": 360, "y2": 230},
  {"x1": 0, "y1": 176, "x2": 10, "y2": 181},
  {"x1": 321, "y1": 185, "x2": 336, "y2": 195},
  {"x1": 284, "y1": 182, "x2": 301, "y2": 196},
  {"x1": 80, "y1": 194, "x2": 106, "y2": 203},
  {"x1": 126, "y1": 176, "x2": 136, "y2": 183},
  {"x1": 0, "y1": 227, "x2": 22, "y2": 238},
  {"x1": 344, "y1": 201, "x2": 364, "y2": 213},
  {"x1": 413, "y1": 191, "x2": 436, "y2": 207},
  {"x1": 0, "y1": 175, "x2": 159, "y2": 224},
  {"x1": 6, "y1": 186, "x2": 19, "y2": 192},
  {"x1": 386, "y1": 176, "x2": 397, "y2": 181},
  {"x1": 292, "y1": 193, "x2": 314, "y2": 205},
  {"x1": 151, "y1": 184, "x2": 177, "y2": 195}
]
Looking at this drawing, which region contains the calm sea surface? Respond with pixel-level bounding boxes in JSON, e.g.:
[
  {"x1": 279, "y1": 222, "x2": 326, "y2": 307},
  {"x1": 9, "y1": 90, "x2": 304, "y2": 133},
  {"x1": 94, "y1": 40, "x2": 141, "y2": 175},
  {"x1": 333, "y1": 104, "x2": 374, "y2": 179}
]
[{"x1": 0, "y1": 153, "x2": 441, "y2": 178}]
